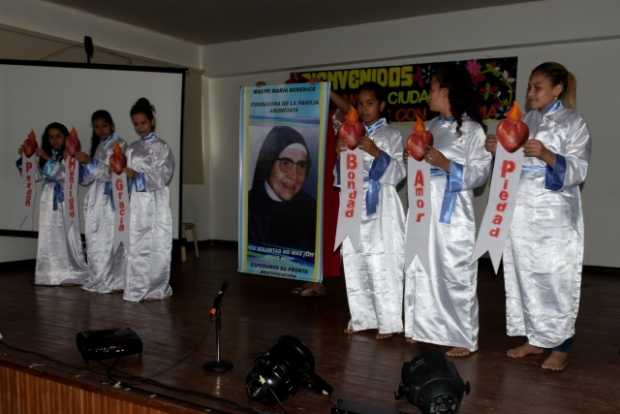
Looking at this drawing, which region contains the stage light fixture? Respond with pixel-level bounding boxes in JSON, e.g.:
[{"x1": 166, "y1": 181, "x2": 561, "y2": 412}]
[
  {"x1": 395, "y1": 351, "x2": 470, "y2": 414},
  {"x1": 246, "y1": 335, "x2": 332, "y2": 404}
]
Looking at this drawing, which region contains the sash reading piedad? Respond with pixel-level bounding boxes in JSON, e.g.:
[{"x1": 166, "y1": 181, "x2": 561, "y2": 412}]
[
  {"x1": 472, "y1": 102, "x2": 528, "y2": 273},
  {"x1": 472, "y1": 144, "x2": 523, "y2": 273},
  {"x1": 20, "y1": 129, "x2": 39, "y2": 229}
]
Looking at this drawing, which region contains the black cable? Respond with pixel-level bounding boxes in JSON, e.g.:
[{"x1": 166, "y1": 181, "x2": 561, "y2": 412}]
[
  {"x1": 99, "y1": 362, "x2": 260, "y2": 414},
  {"x1": 94, "y1": 361, "x2": 240, "y2": 414},
  {"x1": 0, "y1": 339, "x2": 260, "y2": 414}
]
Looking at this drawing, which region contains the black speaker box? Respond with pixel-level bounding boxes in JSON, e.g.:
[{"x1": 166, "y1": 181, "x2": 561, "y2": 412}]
[{"x1": 76, "y1": 328, "x2": 143, "y2": 361}]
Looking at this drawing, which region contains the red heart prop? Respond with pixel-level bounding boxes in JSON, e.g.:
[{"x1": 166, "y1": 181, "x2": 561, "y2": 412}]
[
  {"x1": 338, "y1": 108, "x2": 365, "y2": 149},
  {"x1": 109, "y1": 143, "x2": 127, "y2": 175},
  {"x1": 496, "y1": 101, "x2": 529, "y2": 153},
  {"x1": 65, "y1": 127, "x2": 81, "y2": 157},
  {"x1": 406, "y1": 116, "x2": 433, "y2": 161},
  {"x1": 23, "y1": 130, "x2": 38, "y2": 158}
]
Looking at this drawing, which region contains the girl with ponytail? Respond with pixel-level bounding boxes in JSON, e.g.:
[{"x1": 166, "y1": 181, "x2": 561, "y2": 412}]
[
  {"x1": 485, "y1": 62, "x2": 591, "y2": 371},
  {"x1": 123, "y1": 98, "x2": 175, "y2": 302}
]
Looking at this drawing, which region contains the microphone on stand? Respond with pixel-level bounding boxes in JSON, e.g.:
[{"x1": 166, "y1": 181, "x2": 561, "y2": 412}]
[
  {"x1": 84, "y1": 36, "x2": 94, "y2": 64},
  {"x1": 204, "y1": 282, "x2": 233, "y2": 373},
  {"x1": 208, "y1": 282, "x2": 228, "y2": 318}
]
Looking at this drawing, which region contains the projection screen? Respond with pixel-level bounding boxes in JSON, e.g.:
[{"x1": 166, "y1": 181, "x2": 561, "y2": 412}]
[{"x1": 0, "y1": 60, "x2": 184, "y2": 239}]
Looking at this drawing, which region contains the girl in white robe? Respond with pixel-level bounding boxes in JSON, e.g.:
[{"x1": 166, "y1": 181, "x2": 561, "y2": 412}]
[
  {"x1": 17, "y1": 122, "x2": 89, "y2": 286},
  {"x1": 404, "y1": 65, "x2": 492, "y2": 356},
  {"x1": 123, "y1": 97, "x2": 175, "y2": 302},
  {"x1": 486, "y1": 62, "x2": 591, "y2": 371},
  {"x1": 335, "y1": 82, "x2": 406, "y2": 338},
  {"x1": 77, "y1": 110, "x2": 128, "y2": 293}
]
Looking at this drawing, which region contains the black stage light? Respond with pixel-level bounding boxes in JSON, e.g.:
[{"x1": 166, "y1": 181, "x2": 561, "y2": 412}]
[
  {"x1": 395, "y1": 351, "x2": 470, "y2": 414},
  {"x1": 246, "y1": 335, "x2": 333, "y2": 404}
]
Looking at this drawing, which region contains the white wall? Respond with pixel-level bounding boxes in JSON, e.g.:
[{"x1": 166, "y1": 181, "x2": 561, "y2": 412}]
[
  {"x1": 202, "y1": 0, "x2": 620, "y2": 77},
  {"x1": 200, "y1": 0, "x2": 620, "y2": 267}
]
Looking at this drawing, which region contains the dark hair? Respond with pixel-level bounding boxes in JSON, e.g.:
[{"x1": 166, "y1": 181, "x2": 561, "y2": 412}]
[
  {"x1": 90, "y1": 110, "x2": 115, "y2": 158},
  {"x1": 433, "y1": 64, "x2": 486, "y2": 135},
  {"x1": 253, "y1": 126, "x2": 311, "y2": 187},
  {"x1": 40, "y1": 122, "x2": 69, "y2": 169},
  {"x1": 130, "y1": 97, "x2": 156, "y2": 129},
  {"x1": 531, "y1": 62, "x2": 576, "y2": 108},
  {"x1": 358, "y1": 81, "x2": 386, "y2": 104}
]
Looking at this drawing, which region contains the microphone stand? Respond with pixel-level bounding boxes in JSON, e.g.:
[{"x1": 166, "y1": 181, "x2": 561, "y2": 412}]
[{"x1": 204, "y1": 284, "x2": 233, "y2": 373}]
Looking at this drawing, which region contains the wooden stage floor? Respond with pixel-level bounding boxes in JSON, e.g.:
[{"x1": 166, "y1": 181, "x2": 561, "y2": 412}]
[{"x1": 0, "y1": 245, "x2": 619, "y2": 414}]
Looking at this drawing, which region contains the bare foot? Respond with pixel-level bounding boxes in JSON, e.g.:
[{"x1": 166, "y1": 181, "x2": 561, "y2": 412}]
[
  {"x1": 299, "y1": 284, "x2": 326, "y2": 297},
  {"x1": 405, "y1": 337, "x2": 416, "y2": 344},
  {"x1": 446, "y1": 347, "x2": 472, "y2": 358},
  {"x1": 376, "y1": 333, "x2": 394, "y2": 340},
  {"x1": 541, "y1": 351, "x2": 568, "y2": 372},
  {"x1": 292, "y1": 282, "x2": 313, "y2": 294},
  {"x1": 507, "y1": 342, "x2": 544, "y2": 359}
]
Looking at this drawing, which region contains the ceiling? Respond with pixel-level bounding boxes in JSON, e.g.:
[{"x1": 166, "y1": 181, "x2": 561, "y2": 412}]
[{"x1": 45, "y1": 0, "x2": 535, "y2": 45}]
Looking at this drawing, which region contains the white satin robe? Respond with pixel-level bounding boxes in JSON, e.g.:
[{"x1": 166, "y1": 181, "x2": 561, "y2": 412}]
[
  {"x1": 504, "y1": 102, "x2": 591, "y2": 348},
  {"x1": 404, "y1": 117, "x2": 492, "y2": 351},
  {"x1": 81, "y1": 133, "x2": 128, "y2": 294},
  {"x1": 123, "y1": 132, "x2": 175, "y2": 302},
  {"x1": 338, "y1": 120, "x2": 406, "y2": 335},
  {"x1": 36, "y1": 155, "x2": 89, "y2": 285}
]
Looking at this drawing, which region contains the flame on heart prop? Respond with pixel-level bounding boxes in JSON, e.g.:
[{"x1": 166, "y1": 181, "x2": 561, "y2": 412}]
[
  {"x1": 472, "y1": 101, "x2": 527, "y2": 273},
  {"x1": 109, "y1": 143, "x2": 127, "y2": 175},
  {"x1": 110, "y1": 143, "x2": 130, "y2": 252},
  {"x1": 496, "y1": 101, "x2": 529, "y2": 153},
  {"x1": 19, "y1": 130, "x2": 39, "y2": 229},
  {"x1": 334, "y1": 108, "x2": 365, "y2": 251},
  {"x1": 338, "y1": 108, "x2": 365, "y2": 150},
  {"x1": 23, "y1": 130, "x2": 39, "y2": 158},
  {"x1": 406, "y1": 116, "x2": 434, "y2": 161},
  {"x1": 404, "y1": 116, "x2": 433, "y2": 272}
]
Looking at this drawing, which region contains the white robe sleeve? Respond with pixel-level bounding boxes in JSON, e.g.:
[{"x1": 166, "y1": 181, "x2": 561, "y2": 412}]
[
  {"x1": 545, "y1": 116, "x2": 591, "y2": 191},
  {"x1": 81, "y1": 159, "x2": 106, "y2": 186},
  {"x1": 374, "y1": 128, "x2": 406, "y2": 187},
  {"x1": 41, "y1": 159, "x2": 65, "y2": 182},
  {"x1": 82, "y1": 139, "x2": 129, "y2": 186},
  {"x1": 133, "y1": 141, "x2": 175, "y2": 192},
  {"x1": 446, "y1": 126, "x2": 492, "y2": 192}
]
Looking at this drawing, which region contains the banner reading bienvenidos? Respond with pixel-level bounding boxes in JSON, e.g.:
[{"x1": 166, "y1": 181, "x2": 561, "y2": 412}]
[{"x1": 294, "y1": 57, "x2": 517, "y2": 122}]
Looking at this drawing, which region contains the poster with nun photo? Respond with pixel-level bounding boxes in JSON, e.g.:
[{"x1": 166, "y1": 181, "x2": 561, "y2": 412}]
[{"x1": 238, "y1": 82, "x2": 330, "y2": 282}]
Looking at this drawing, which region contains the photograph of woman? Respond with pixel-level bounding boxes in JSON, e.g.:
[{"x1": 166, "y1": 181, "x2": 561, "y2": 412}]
[{"x1": 248, "y1": 125, "x2": 317, "y2": 252}]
